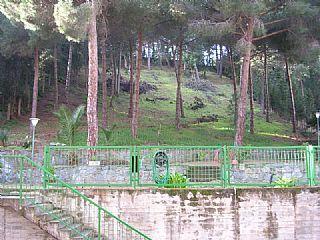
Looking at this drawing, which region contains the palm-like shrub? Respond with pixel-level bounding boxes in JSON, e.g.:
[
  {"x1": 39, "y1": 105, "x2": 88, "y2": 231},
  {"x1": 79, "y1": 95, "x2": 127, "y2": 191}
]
[
  {"x1": 0, "y1": 129, "x2": 8, "y2": 146},
  {"x1": 54, "y1": 105, "x2": 85, "y2": 146}
]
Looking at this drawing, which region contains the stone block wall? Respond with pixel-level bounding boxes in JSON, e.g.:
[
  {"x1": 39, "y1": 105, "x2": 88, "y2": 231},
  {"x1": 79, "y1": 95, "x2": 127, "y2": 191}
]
[{"x1": 78, "y1": 187, "x2": 320, "y2": 240}]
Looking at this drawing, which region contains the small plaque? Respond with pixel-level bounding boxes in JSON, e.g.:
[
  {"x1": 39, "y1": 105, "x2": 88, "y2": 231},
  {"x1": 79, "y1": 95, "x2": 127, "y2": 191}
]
[{"x1": 88, "y1": 161, "x2": 100, "y2": 166}]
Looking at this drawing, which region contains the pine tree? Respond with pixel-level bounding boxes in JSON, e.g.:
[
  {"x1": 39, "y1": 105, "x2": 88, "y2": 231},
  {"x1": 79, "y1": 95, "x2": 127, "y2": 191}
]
[{"x1": 192, "y1": 0, "x2": 318, "y2": 145}]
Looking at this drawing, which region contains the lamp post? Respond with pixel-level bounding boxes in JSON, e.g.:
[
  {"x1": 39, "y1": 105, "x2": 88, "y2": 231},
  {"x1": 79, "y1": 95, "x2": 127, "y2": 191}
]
[
  {"x1": 316, "y1": 111, "x2": 320, "y2": 147},
  {"x1": 30, "y1": 118, "x2": 39, "y2": 161}
]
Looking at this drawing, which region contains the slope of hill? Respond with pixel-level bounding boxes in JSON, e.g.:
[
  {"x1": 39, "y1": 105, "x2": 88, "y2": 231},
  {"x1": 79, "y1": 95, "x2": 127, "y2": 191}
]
[{"x1": 3, "y1": 67, "x2": 299, "y2": 147}]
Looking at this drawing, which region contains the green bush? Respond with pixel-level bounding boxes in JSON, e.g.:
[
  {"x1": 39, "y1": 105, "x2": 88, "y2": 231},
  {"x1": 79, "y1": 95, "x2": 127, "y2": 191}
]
[
  {"x1": 273, "y1": 177, "x2": 297, "y2": 188},
  {"x1": 166, "y1": 173, "x2": 188, "y2": 188}
]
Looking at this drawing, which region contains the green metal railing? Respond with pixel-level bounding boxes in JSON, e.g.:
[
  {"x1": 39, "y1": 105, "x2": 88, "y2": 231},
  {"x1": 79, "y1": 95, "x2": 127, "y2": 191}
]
[
  {"x1": 314, "y1": 146, "x2": 320, "y2": 185},
  {"x1": 135, "y1": 146, "x2": 225, "y2": 187},
  {"x1": 45, "y1": 145, "x2": 133, "y2": 187},
  {"x1": 0, "y1": 155, "x2": 151, "y2": 240},
  {"x1": 226, "y1": 146, "x2": 310, "y2": 187},
  {"x1": 41, "y1": 145, "x2": 320, "y2": 188}
]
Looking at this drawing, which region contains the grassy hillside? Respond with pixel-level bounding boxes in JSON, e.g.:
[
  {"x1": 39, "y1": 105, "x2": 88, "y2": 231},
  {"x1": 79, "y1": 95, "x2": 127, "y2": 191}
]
[{"x1": 3, "y1": 67, "x2": 299, "y2": 147}]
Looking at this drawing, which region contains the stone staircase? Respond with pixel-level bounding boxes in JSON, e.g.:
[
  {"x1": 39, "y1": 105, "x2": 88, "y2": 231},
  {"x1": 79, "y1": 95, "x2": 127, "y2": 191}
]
[{"x1": 22, "y1": 195, "x2": 99, "y2": 240}]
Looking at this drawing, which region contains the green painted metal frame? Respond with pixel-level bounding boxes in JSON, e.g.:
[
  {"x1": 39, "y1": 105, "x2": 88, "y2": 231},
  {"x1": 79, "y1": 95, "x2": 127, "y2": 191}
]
[
  {"x1": 46, "y1": 145, "x2": 134, "y2": 187},
  {"x1": 135, "y1": 145, "x2": 225, "y2": 188},
  {"x1": 313, "y1": 146, "x2": 320, "y2": 185},
  {"x1": 6, "y1": 144, "x2": 319, "y2": 189},
  {"x1": 0, "y1": 154, "x2": 152, "y2": 240},
  {"x1": 226, "y1": 145, "x2": 312, "y2": 187}
]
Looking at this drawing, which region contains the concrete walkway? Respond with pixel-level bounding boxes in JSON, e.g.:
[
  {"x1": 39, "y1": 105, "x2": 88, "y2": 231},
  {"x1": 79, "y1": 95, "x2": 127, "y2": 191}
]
[{"x1": 0, "y1": 206, "x2": 56, "y2": 240}]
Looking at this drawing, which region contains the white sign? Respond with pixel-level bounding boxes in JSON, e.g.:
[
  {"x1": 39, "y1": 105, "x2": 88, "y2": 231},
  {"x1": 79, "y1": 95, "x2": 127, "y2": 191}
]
[{"x1": 88, "y1": 161, "x2": 100, "y2": 166}]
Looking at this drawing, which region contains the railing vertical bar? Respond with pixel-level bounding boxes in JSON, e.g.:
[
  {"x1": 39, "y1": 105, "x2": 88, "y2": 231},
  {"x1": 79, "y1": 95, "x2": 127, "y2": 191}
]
[
  {"x1": 98, "y1": 208, "x2": 101, "y2": 240},
  {"x1": 19, "y1": 156, "x2": 24, "y2": 209}
]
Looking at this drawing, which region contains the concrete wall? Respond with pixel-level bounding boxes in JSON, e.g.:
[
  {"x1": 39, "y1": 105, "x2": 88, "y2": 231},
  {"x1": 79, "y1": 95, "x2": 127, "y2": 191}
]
[
  {"x1": 79, "y1": 187, "x2": 320, "y2": 240},
  {"x1": 2, "y1": 187, "x2": 320, "y2": 239}
]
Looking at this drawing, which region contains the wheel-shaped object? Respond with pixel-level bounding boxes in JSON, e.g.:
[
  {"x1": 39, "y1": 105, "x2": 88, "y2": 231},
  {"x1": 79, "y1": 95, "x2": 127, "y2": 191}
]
[{"x1": 152, "y1": 151, "x2": 170, "y2": 184}]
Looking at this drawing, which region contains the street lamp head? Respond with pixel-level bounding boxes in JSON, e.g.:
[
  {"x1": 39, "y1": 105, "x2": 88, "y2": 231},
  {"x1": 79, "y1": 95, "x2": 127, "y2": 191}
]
[
  {"x1": 30, "y1": 118, "x2": 40, "y2": 127},
  {"x1": 316, "y1": 112, "x2": 320, "y2": 119}
]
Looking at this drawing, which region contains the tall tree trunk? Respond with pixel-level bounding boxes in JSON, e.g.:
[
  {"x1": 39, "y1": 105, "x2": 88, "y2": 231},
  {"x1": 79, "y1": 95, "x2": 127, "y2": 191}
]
[
  {"x1": 31, "y1": 47, "x2": 39, "y2": 119},
  {"x1": 87, "y1": 0, "x2": 99, "y2": 147},
  {"x1": 124, "y1": 55, "x2": 128, "y2": 69},
  {"x1": 158, "y1": 41, "x2": 163, "y2": 69},
  {"x1": 48, "y1": 74, "x2": 51, "y2": 87},
  {"x1": 101, "y1": 38, "x2": 108, "y2": 129},
  {"x1": 234, "y1": 18, "x2": 254, "y2": 146},
  {"x1": 54, "y1": 44, "x2": 59, "y2": 109},
  {"x1": 260, "y1": 60, "x2": 265, "y2": 112},
  {"x1": 249, "y1": 64, "x2": 254, "y2": 134},
  {"x1": 117, "y1": 48, "x2": 122, "y2": 95},
  {"x1": 65, "y1": 42, "x2": 73, "y2": 105},
  {"x1": 131, "y1": 31, "x2": 143, "y2": 138},
  {"x1": 215, "y1": 45, "x2": 219, "y2": 74},
  {"x1": 42, "y1": 68, "x2": 46, "y2": 94},
  {"x1": 17, "y1": 98, "x2": 22, "y2": 117},
  {"x1": 299, "y1": 78, "x2": 307, "y2": 121},
  {"x1": 174, "y1": 42, "x2": 185, "y2": 118},
  {"x1": 175, "y1": 37, "x2": 183, "y2": 130},
  {"x1": 180, "y1": 94, "x2": 185, "y2": 118},
  {"x1": 285, "y1": 57, "x2": 297, "y2": 133},
  {"x1": 25, "y1": 79, "x2": 31, "y2": 111},
  {"x1": 228, "y1": 47, "x2": 238, "y2": 125},
  {"x1": 7, "y1": 103, "x2": 11, "y2": 121},
  {"x1": 110, "y1": 52, "x2": 116, "y2": 107},
  {"x1": 263, "y1": 46, "x2": 270, "y2": 123},
  {"x1": 147, "y1": 43, "x2": 151, "y2": 70},
  {"x1": 128, "y1": 38, "x2": 134, "y2": 118},
  {"x1": 219, "y1": 44, "x2": 223, "y2": 78},
  {"x1": 194, "y1": 63, "x2": 200, "y2": 81}
]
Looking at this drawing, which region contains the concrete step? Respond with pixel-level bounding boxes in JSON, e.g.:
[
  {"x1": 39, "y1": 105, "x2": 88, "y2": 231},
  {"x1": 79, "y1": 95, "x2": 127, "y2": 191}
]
[
  {"x1": 21, "y1": 194, "x2": 99, "y2": 240},
  {"x1": 49, "y1": 215, "x2": 74, "y2": 224},
  {"x1": 59, "y1": 223, "x2": 82, "y2": 232},
  {"x1": 70, "y1": 228, "x2": 95, "y2": 239}
]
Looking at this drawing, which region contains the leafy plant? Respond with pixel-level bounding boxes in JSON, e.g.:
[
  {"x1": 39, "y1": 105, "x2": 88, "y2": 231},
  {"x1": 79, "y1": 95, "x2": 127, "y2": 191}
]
[
  {"x1": 46, "y1": 165, "x2": 56, "y2": 183},
  {"x1": 0, "y1": 129, "x2": 9, "y2": 146},
  {"x1": 166, "y1": 173, "x2": 188, "y2": 188},
  {"x1": 100, "y1": 124, "x2": 116, "y2": 143},
  {"x1": 54, "y1": 105, "x2": 85, "y2": 146},
  {"x1": 273, "y1": 177, "x2": 297, "y2": 188}
]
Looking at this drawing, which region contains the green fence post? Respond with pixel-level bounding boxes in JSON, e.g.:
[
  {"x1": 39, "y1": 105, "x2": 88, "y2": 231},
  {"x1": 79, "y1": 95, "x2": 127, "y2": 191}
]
[
  {"x1": 98, "y1": 208, "x2": 101, "y2": 240},
  {"x1": 130, "y1": 146, "x2": 138, "y2": 189},
  {"x1": 43, "y1": 146, "x2": 49, "y2": 189},
  {"x1": 223, "y1": 146, "x2": 230, "y2": 188},
  {"x1": 19, "y1": 156, "x2": 24, "y2": 210},
  {"x1": 307, "y1": 145, "x2": 315, "y2": 186},
  {"x1": 134, "y1": 146, "x2": 140, "y2": 189}
]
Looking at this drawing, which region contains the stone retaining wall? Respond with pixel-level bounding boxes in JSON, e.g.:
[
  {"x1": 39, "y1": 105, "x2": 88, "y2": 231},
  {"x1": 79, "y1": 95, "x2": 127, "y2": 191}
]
[{"x1": 45, "y1": 187, "x2": 320, "y2": 240}]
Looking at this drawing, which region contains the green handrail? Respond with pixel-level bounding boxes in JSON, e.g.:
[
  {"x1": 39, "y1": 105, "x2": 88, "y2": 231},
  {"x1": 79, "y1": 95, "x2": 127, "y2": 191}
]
[{"x1": 1, "y1": 154, "x2": 152, "y2": 240}]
